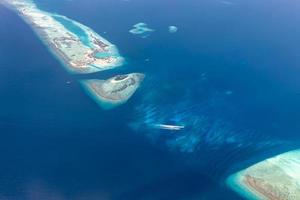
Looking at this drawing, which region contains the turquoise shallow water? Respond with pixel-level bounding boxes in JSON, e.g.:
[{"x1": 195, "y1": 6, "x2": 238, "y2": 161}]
[
  {"x1": 95, "y1": 52, "x2": 114, "y2": 59},
  {"x1": 53, "y1": 15, "x2": 92, "y2": 47}
]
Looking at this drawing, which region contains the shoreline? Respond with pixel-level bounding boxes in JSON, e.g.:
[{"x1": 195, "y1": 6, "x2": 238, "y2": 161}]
[
  {"x1": 2, "y1": 0, "x2": 124, "y2": 74},
  {"x1": 81, "y1": 73, "x2": 145, "y2": 110},
  {"x1": 226, "y1": 149, "x2": 300, "y2": 200},
  {"x1": 226, "y1": 172, "x2": 266, "y2": 200},
  {"x1": 1, "y1": 0, "x2": 145, "y2": 109}
]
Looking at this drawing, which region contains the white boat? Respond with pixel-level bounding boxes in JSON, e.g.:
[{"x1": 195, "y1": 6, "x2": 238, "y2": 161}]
[{"x1": 153, "y1": 124, "x2": 185, "y2": 131}]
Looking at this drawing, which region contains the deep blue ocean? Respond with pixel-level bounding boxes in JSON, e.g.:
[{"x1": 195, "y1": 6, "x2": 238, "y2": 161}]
[{"x1": 1, "y1": 0, "x2": 300, "y2": 199}]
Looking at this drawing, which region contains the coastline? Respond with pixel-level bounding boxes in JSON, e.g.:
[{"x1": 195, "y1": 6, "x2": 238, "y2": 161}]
[
  {"x1": 226, "y1": 172, "x2": 266, "y2": 200},
  {"x1": 81, "y1": 80, "x2": 123, "y2": 110},
  {"x1": 0, "y1": 0, "x2": 144, "y2": 109},
  {"x1": 80, "y1": 73, "x2": 145, "y2": 110},
  {"x1": 226, "y1": 149, "x2": 300, "y2": 200},
  {"x1": 1, "y1": 0, "x2": 124, "y2": 74}
]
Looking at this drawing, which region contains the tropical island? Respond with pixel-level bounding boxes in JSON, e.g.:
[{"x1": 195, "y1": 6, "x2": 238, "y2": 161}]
[
  {"x1": 227, "y1": 150, "x2": 300, "y2": 200},
  {"x1": 2, "y1": 0, "x2": 124, "y2": 74},
  {"x1": 81, "y1": 73, "x2": 145, "y2": 109},
  {"x1": 2, "y1": 0, "x2": 144, "y2": 109}
]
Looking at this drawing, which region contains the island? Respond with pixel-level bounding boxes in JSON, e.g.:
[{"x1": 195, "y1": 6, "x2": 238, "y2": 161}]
[
  {"x1": 81, "y1": 73, "x2": 145, "y2": 109},
  {"x1": 226, "y1": 149, "x2": 300, "y2": 200},
  {"x1": 2, "y1": 0, "x2": 124, "y2": 74},
  {"x1": 1, "y1": 0, "x2": 145, "y2": 109}
]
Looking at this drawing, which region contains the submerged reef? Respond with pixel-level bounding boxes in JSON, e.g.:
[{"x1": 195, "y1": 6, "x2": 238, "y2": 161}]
[
  {"x1": 132, "y1": 102, "x2": 275, "y2": 154},
  {"x1": 129, "y1": 23, "x2": 155, "y2": 38},
  {"x1": 129, "y1": 83, "x2": 282, "y2": 177},
  {"x1": 2, "y1": 0, "x2": 124, "y2": 74},
  {"x1": 227, "y1": 150, "x2": 300, "y2": 200},
  {"x1": 81, "y1": 73, "x2": 145, "y2": 109},
  {"x1": 168, "y1": 25, "x2": 178, "y2": 33}
]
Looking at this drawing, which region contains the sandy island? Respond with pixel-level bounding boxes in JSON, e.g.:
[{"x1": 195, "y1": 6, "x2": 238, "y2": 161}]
[
  {"x1": 2, "y1": 0, "x2": 145, "y2": 109},
  {"x1": 226, "y1": 149, "x2": 300, "y2": 200},
  {"x1": 2, "y1": 0, "x2": 124, "y2": 74},
  {"x1": 81, "y1": 73, "x2": 145, "y2": 109}
]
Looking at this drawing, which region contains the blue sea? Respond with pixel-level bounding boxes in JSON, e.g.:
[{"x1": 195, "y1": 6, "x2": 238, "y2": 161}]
[{"x1": 1, "y1": 0, "x2": 300, "y2": 199}]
